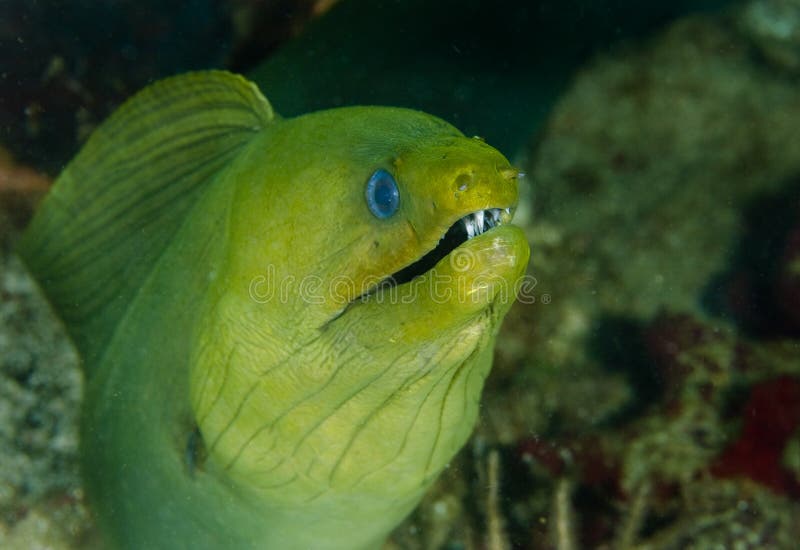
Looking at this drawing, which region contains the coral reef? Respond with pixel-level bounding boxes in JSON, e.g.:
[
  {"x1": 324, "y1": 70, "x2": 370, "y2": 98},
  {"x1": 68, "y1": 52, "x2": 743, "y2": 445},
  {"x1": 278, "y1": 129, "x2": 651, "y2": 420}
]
[
  {"x1": 737, "y1": 0, "x2": 800, "y2": 73},
  {"x1": 0, "y1": 0, "x2": 325, "y2": 175},
  {"x1": 0, "y1": 159, "x2": 89, "y2": 547},
  {"x1": 477, "y1": 10, "x2": 800, "y2": 549}
]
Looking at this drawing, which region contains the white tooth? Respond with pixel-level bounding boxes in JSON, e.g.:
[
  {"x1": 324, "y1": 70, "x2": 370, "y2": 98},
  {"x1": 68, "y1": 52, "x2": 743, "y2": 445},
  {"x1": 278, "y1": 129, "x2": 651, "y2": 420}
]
[
  {"x1": 491, "y1": 209, "x2": 500, "y2": 223},
  {"x1": 464, "y1": 217, "x2": 475, "y2": 238},
  {"x1": 474, "y1": 211, "x2": 484, "y2": 233}
]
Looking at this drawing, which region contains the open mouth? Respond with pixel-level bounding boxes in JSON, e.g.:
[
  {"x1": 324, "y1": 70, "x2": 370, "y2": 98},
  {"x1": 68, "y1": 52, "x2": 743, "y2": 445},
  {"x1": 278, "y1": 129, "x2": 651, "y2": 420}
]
[
  {"x1": 319, "y1": 206, "x2": 515, "y2": 327},
  {"x1": 388, "y1": 207, "x2": 513, "y2": 286}
]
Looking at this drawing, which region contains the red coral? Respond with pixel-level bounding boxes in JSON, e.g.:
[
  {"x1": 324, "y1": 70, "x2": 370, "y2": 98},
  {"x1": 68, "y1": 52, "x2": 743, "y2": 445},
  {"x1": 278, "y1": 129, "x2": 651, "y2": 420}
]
[
  {"x1": 644, "y1": 312, "x2": 725, "y2": 397},
  {"x1": 515, "y1": 435, "x2": 623, "y2": 498},
  {"x1": 516, "y1": 436, "x2": 568, "y2": 476},
  {"x1": 710, "y1": 376, "x2": 800, "y2": 496}
]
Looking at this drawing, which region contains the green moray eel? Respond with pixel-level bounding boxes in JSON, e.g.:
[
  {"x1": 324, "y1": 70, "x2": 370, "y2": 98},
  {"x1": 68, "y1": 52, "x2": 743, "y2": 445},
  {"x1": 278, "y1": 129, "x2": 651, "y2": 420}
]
[{"x1": 19, "y1": 71, "x2": 530, "y2": 549}]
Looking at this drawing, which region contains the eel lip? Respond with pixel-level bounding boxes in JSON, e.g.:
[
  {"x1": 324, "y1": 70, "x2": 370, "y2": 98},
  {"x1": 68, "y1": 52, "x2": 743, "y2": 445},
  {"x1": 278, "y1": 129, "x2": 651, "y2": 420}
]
[
  {"x1": 363, "y1": 206, "x2": 514, "y2": 297},
  {"x1": 319, "y1": 207, "x2": 516, "y2": 330}
]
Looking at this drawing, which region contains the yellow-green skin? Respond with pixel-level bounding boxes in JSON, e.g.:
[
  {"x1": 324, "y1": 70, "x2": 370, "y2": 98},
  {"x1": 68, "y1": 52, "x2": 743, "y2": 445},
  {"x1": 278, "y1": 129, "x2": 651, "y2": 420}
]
[{"x1": 20, "y1": 72, "x2": 529, "y2": 549}]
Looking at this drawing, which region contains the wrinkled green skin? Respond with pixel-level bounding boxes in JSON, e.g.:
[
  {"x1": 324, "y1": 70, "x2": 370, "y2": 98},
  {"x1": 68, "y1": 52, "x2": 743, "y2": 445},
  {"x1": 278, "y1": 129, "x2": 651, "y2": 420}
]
[{"x1": 33, "y1": 94, "x2": 529, "y2": 547}]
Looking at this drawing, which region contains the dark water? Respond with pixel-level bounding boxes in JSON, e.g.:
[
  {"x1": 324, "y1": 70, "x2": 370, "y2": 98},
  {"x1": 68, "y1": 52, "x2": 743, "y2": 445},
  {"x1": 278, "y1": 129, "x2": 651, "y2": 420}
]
[
  {"x1": 1, "y1": 0, "x2": 732, "y2": 169},
  {"x1": 251, "y1": 0, "x2": 734, "y2": 154}
]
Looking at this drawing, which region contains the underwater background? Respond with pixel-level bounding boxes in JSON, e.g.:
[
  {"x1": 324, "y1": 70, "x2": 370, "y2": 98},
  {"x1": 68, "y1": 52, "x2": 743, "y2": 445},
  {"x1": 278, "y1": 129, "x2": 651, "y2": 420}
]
[{"x1": 2, "y1": 0, "x2": 800, "y2": 547}]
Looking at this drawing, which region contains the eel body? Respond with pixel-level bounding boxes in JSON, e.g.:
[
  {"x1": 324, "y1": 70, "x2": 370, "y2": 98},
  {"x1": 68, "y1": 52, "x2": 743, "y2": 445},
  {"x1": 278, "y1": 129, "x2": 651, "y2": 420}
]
[{"x1": 19, "y1": 71, "x2": 529, "y2": 549}]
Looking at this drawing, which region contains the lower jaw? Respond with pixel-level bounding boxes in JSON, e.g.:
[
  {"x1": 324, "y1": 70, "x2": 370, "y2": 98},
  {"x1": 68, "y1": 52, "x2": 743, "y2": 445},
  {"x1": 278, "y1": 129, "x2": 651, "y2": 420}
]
[{"x1": 385, "y1": 226, "x2": 529, "y2": 307}]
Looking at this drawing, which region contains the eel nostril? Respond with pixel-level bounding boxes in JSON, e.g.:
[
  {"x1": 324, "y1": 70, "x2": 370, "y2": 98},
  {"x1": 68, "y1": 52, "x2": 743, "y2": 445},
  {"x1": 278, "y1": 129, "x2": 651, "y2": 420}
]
[{"x1": 455, "y1": 173, "x2": 472, "y2": 192}]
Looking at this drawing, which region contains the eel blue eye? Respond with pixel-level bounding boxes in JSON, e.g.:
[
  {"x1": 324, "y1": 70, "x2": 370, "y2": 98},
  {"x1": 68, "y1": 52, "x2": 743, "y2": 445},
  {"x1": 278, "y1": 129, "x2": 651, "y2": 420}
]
[{"x1": 365, "y1": 169, "x2": 400, "y2": 219}]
